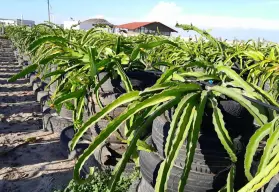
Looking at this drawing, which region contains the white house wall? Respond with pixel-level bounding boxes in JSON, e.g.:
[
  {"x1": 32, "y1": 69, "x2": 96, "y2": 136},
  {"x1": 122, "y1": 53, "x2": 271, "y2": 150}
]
[
  {"x1": 0, "y1": 19, "x2": 16, "y2": 25},
  {"x1": 0, "y1": 19, "x2": 35, "y2": 26},
  {"x1": 64, "y1": 21, "x2": 80, "y2": 30}
]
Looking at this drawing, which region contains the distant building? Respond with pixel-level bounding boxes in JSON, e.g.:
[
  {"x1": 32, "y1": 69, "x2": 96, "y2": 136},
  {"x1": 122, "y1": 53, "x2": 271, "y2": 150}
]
[
  {"x1": 64, "y1": 21, "x2": 80, "y2": 30},
  {"x1": 116, "y1": 22, "x2": 177, "y2": 36},
  {"x1": 0, "y1": 18, "x2": 35, "y2": 27},
  {"x1": 64, "y1": 18, "x2": 113, "y2": 31},
  {"x1": 80, "y1": 18, "x2": 113, "y2": 30}
]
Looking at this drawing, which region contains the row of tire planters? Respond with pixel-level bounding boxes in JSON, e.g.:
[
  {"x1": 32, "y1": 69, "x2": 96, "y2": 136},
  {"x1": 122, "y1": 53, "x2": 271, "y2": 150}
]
[
  {"x1": 27, "y1": 73, "x2": 72, "y2": 133},
  {"x1": 137, "y1": 99, "x2": 259, "y2": 192},
  {"x1": 48, "y1": 72, "x2": 161, "y2": 176},
  {"x1": 31, "y1": 69, "x2": 160, "y2": 176},
  {"x1": 81, "y1": 71, "x2": 161, "y2": 176},
  {"x1": 28, "y1": 72, "x2": 96, "y2": 166}
]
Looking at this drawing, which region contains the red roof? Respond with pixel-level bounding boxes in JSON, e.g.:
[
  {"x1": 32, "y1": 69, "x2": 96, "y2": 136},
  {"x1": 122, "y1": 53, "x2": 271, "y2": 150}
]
[{"x1": 116, "y1": 22, "x2": 177, "y2": 32}]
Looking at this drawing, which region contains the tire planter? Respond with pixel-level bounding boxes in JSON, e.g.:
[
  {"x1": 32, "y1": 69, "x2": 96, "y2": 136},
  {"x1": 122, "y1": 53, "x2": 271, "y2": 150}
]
[
  {"x1": 92, "y1": 92, "x2": 122, "y2": 106},
  {"x1": 93, "y1": 142, "x2": 135, "y2": 174},
  {"x1": 57, "y1": 105, "x2": 90, "y2": 122},
  {"x1": 88, "y1": 98, "x2": 125, "y2": 119},
  {"x1": 97, "y1": 71, "x2": 160, "y2": 94},
  {"x1": 80, "y1": 155, "x2": 101, "y2": 178},
  {"x1": 43, "y1": 112, "x2": 73, "y2": 133},
  {"x1": 120, "y1": 71, "x2": 161, "y2": 91},
  {"x1": 80, "y1": 143, "x2": 135, "y2": 177},
  {"x1": 218, "y1": 99, "x2": 254, "y2": 136},
  {"x1": 37, "y1": 91, "x2": 49, "y2": 102},
  {"x1": 88, "y1": 119, "x2": 126, "y2": 143},
  {"x1": 60, "y1": 126, "x2": 91, "y2": 160},
  {"x1": 29, "y1": 74, "x2": 40, "y2": 85},
  {"x1": 152, "y1": 112, "x2": 234, "y2": 157},
  {"x1": 140, "y1": 149, "x2": 230, "y2": 192},
  {"x1": 33, "y1": 81, "x2": 47, "y2": 93},
  {"x1": 42, "y1": 105, "x2": 52, "y2": 113},
  {"x1": 49, "y1": 81, "x2": 58, "y2": 94},
  {"x1": 59, "y1": 107, "x2": 73, "y2": 120},
  {"x1": 150, "y1": 114, "x2": 239, "y2": 191},
  {"x1": 49, "y1": 66, "x2": 58, "y2": 94},
  {"x1": 86, "y1": 71, "x2": 160, "y2": 142},
  {"x1": 86, "y1": 92, "x2": 136, "y2": 143}
]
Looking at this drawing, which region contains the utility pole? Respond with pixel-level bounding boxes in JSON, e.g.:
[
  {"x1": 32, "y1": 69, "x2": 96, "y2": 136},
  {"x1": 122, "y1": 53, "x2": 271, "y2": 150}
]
[{"x1": 47, "y1": 0, "x2": 51, "y2": 22}]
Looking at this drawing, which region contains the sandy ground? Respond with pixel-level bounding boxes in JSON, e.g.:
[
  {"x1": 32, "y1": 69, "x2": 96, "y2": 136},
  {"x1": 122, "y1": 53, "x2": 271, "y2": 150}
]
[{"x1": 0, "y1": 63, "x2": 75, "y2": 192}]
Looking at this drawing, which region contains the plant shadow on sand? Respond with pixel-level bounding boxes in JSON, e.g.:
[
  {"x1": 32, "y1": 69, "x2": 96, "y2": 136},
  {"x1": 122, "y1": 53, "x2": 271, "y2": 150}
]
[
  {"x1": 0, "y1": 138, "x2": 76, "y2": 192},
  {"x1": 0, "y1": 167, "x2": 74, "y2": 192},
  {"x1": 0, "y1": 95, "x2": 36, "y2": 103},
  {"x1": 0, "y1": 139, "x2": 68, "y2": 168},
  {"x1": 0, "y1": 86, "x2": 32, "y2": 92}
]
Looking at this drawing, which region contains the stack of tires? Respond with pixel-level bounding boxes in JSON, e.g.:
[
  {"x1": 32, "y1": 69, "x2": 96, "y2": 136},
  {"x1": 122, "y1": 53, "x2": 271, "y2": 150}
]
[
  {"x1": 135, "y1": 99, "x2": 256, "y2": 192},
  {"x1": 24, "y1": 65, "x2": 89, "y2": 162},
  {"x1": 83, "y1": 71, "x2": 160, "y2": 175},
  {"x1": 31, "y1": 69, "x2": 160, "y2": 177}
]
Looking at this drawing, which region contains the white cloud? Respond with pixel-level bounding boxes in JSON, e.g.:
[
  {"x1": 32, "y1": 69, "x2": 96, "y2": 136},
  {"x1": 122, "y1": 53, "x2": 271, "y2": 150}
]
[{"x1": 144, "y1": 1, "x2": 279, "y2": 30}]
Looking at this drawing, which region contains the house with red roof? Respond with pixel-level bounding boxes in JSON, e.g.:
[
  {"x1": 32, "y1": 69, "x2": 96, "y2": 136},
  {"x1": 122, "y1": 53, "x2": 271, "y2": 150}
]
[{"x1": 116, "y1": 22, "x2": 177, "y2": 36}]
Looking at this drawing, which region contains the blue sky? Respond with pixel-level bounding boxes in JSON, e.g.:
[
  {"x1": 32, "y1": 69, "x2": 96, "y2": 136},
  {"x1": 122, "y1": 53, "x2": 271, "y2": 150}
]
[{"x1": 1, "y1": 0, "x2": 279, "y2": 41}]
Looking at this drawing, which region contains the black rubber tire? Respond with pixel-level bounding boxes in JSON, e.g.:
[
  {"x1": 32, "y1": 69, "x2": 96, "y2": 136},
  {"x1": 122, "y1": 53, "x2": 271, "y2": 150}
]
[
  {"x1": 140, "y1": 149, "x2": 229, "y2": 192},
  {"x1": 33, "y1": 82, "x2": 41, "y2": 91},
  {"x1": 98, "y1": 72, "x2": 120, "y2": 93},
  {"x1": 152, "y1": 113, "x2": 237, "y2": 158},
  {"x1": 120, "y1": 71, "x2": 160, "y2": 91},
  {"x1": 98, "y1": 71, "x2": 160, "y2": 93},
  {"x1": 43, "y1": 77, "x2": 51, "y2": 85},
  {"x1": 43, "y1": 113, "x2": 73, "y2": 133},
  {"x1": 42, "y1": 105, "x2": 52, "y2": 113},
  {"x1": 30, "y1": 74, "x2": 40, "y2": 85},
  {"x1": 265, "y1": 174, "x2": 279, "y2": 192},
  {"x1": 139, "y1": 149, "x2": 227, "y2": 192},
  {"x1": 33, "y1": 81, "x2": 47, "y2": 93},
  {"x1": 92, "y1": 92, "x2": 122, "y2": 106},
  {"x1": 88, "y1": 119, "x2": 125, "y2": 143},
  {"x1": 220, "y1": 99, "x2": 247, "y2": 117},
  {"x1": 140, "y1": 137, "x2": 230, "y2": 191},
  {"x1": 49, "y1": 81, "x2": 58, "y2": 94},
  {"x1": 94, "y1": 143, "x2": 135, "y2": 174},
  {"x1": 60, "y1": 126, "x2": 91, "y2": 160},
  {"x1": 37, "y1": 91, "x2": 49, "y2": 103},
  {"x1": 81, "y1": 155, "x2": 102, "y2": 177},
  {"x1": 219, "y1": 99, "x2": 254, "y2": 136},
  {"x1": 59, "y1": 107, "x2": 73, "y2": 120},
  {"x1": 88, "y1": 102, "x2": 125, "y2": 118},
  {"x1": 87, "y1": 92, "x2": 126, "y2": 121},
  {"x1": 137, "y1": 178, "x2": 154, "y2": 192},
  {"x1": 151, "y1": 111, "x2": 250, "y2": 191}
]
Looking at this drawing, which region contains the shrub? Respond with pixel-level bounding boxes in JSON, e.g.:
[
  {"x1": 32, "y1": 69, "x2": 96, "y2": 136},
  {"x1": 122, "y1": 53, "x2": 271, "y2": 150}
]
[{"x1": 54, "y1": 169, "x2": 139, "y2": 192}]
